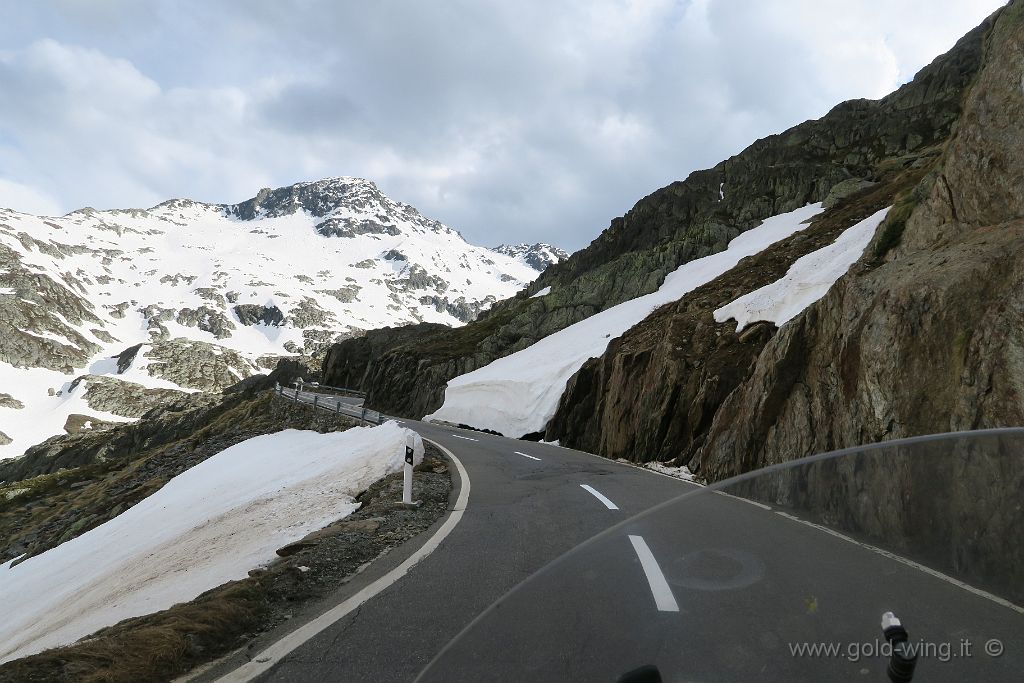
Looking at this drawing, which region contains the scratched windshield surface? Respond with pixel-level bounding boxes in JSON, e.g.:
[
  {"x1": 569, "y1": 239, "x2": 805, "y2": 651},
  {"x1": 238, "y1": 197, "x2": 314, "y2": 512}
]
[{"x1": 417, "y1": 431, "x2": 1024, "y2": 682}]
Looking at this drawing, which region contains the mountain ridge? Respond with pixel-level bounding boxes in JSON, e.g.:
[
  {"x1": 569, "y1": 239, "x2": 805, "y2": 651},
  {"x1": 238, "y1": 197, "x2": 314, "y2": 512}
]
[
  {"x1": 491, "y1": 243, "x2": 569, "y2": 272},
  {"x1": 0, "y1": 177, "x2": 548, "y2": 457}
]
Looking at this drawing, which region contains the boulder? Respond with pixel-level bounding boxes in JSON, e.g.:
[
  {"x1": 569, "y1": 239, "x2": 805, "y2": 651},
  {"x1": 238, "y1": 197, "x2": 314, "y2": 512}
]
[{"x1": 233, "y1": 304, "x2": 285, "y2": 327}]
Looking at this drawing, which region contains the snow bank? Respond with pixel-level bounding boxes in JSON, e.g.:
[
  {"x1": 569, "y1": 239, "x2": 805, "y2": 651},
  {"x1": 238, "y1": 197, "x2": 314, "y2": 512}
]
[
  {"x1": 645, "y1": 461, "x2": 697, "y2": 481},
  {"x1": 426, "y1": 203, "x2": 824, "y2": 437},
  {"x1": 714, "y1": 207, "x2": 889, "y2": 333},
  {"x1": 530, "y1": 286, "x2": 552, "y2": 298},
  {"x1": 0, "y1": 422, "x2": 423, "y2": 663}
]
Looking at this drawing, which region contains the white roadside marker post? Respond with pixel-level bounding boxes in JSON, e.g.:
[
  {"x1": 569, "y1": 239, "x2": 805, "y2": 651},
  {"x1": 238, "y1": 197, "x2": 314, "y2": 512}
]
[
  {"x1": 402, "y1": 433, "x2": 422, "y2": 508},
  {"x1": 403, "y1": 434, "x2": 414, "y2": 504}
]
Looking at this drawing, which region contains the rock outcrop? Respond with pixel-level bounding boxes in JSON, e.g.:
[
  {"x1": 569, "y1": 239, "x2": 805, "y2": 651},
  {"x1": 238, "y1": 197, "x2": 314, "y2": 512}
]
[
  {"x1": 0, "y1": 394, "x2": 24, "y2": 410},
  {"x1": 322, "y1": 323, "x2": 449, "y2": 393},
  {"x1": 68, "y1": 375, "x2": 187, "y2": 419},
  {"x1": 233, "y1": 304, "x2": 285, "y2": 327},
  {"x1": 62, "y1": 414, "x2": 120, "y2": 435},
  {"x1": 115, "y1": 344, "x2": 143, "y2": 374},
  {"x1": 142, "y1": 339, "x2": 258, "y2": 392},
  {"x1": 0, "y1": 243, "x2": 102, "y2": 373},
  {"x1": 419, "y1": 294, "x2": 498, "y2": 323}
]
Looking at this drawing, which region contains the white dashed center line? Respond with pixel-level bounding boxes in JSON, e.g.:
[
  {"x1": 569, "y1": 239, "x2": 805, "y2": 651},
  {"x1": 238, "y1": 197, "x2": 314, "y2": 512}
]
[
  {"x1": 450, "y1": 434, "x2": 478, "y2": 441},
  {"x1": 514, "y1": 451, "x2": 541, "y2": 461},
  {"x1": 628, "y1": 535, "x2": 679, "y2": 612},
  {"x1": 579, "y1": 484, "x2": 619, "y2": 510}
]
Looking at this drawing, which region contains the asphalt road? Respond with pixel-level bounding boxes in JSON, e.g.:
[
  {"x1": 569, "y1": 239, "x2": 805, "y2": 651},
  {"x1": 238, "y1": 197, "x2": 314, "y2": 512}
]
[{"x1": 208, "y1": 395, "x2": 1022, "y2": 682}]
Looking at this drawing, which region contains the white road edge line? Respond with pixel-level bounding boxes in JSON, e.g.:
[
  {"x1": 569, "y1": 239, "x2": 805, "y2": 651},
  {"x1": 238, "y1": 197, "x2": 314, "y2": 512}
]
[
  {"x1": 772, "y1": 511, "x2": 1024, "y2": 615},
  {"x1": 450, "y1": 434, "x2": 478, "y2": 441},
  {"x1": 580, "y1": 484, "x2": 619, "y2": 510},
  {"x1": 514, "y1": 451, "x2": 541, "y2": 461},
  {"x1": 212, "y1": 437, "x2": 471, "y2": 683},
  {"x1": 714, "y1": 490, "x2": 772, "y2": 510},
  {"x1": 628, "y1": 535, "x2": 679, "y2": 612}
]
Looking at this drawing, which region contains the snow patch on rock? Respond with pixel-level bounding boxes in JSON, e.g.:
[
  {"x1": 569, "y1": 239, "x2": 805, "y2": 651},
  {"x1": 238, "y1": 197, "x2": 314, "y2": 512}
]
[
  {"x1": 426, "y1": 203, "x2": 825, "y2": 437},
  {"x1": 530, "y1": 286, "x2": 552, "y2": 298},
  {"x1": 714, "y1": 207, "x2": 890, "y2": 333}
]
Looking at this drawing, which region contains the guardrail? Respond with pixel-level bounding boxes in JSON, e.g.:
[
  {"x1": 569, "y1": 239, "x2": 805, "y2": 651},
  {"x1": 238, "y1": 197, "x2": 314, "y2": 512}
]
[
  {"x1": 275, "y1": 384, "x2": 384, "y2": 425},
  {"x1": 294, "y1": 381, "x2": 367, "y2": 398}
]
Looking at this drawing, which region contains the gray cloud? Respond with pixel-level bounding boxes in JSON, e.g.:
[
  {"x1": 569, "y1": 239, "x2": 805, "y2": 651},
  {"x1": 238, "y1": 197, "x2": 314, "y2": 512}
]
[{"x1": 0, "y1": 0, "x2": 1007, "y2": 250}]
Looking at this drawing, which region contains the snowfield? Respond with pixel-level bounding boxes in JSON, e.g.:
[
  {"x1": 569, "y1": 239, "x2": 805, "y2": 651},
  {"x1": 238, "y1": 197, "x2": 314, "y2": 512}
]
[
  {"x1": 0, "y1": 422, "x2": 424, "y2": 664},
  {"x1": 0, "y1": 364, "x2": 137, "y2": 452},
  {"x1": 426, "y1": 203, "x2": 825, "y2": 437},
  {"x1": 714, "y1": 207, "x2": 890, "y2": 332}
]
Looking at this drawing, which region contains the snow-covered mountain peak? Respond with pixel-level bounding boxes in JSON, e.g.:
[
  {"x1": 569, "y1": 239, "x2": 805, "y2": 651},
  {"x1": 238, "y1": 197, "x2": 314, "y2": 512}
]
[
  {"x1": 215, "y1": 176, "x2": 457, "y2": 243},
  {"x1": 0, "y1": 177, "x2": 544, "y2": 458},
  {"x1": 491, "y1": 243, "x2": 569, "y2": 271}
]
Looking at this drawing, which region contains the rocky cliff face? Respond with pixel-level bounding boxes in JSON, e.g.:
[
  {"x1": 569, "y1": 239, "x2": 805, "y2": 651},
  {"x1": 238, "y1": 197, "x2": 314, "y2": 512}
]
[
  {"x1": 547, "y1": 5, "x2": 1024, "y2": 473},
  {"x1": 692, "y1": 1, "x2": 1024, "y2": 479},
  {"x1": 323, "y1": 14, "x2": 991, "y2": 419}
]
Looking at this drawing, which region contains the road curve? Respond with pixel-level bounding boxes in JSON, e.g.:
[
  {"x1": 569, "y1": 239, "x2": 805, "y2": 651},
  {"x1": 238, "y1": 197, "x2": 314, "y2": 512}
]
[{"x1": 201, "y1": 399, "x2": 1021, "y2": 682}]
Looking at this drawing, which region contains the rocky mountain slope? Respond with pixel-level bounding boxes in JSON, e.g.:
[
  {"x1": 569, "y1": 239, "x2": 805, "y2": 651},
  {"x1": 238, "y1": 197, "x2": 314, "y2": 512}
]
[
  {"x1": 691, "y1": 0, "x2": 1024, "y2": 479},
  {"x1": 322, "y1": 7, "x2": 994, "y2": 424},
  {"x1": 539, "y1": 2, "x2": 1024, "y2": 481},
  {"x1": 0, "y1": 177, "x2": 555, "y2": 458}
]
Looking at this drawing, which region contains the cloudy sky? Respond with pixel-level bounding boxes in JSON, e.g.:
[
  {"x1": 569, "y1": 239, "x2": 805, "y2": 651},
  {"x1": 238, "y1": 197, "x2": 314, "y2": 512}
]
[{"x1": 0, "y1": 0, "x2": 1007, "y2": 250}]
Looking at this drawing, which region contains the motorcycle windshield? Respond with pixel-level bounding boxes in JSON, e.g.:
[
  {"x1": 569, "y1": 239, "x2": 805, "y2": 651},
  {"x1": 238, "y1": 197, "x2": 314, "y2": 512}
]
[{"x1": 417, "y1": 430, "x2": 1023, "y2": 682}]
